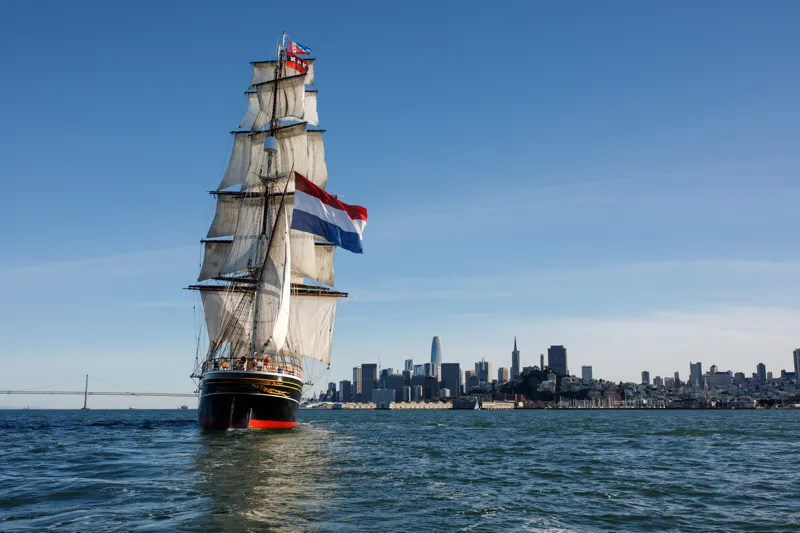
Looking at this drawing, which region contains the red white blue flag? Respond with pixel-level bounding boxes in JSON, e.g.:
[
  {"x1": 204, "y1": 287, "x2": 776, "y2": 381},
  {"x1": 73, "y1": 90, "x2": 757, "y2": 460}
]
[
  {"x1": 288, "y1": 41, "x2": 312, "y2": 55},
  {"x1": 291, "y1": 173, "x2": 367, "y2": 254}
]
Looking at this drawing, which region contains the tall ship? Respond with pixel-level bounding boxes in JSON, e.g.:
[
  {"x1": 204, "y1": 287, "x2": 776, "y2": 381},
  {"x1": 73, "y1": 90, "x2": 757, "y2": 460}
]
[{"x1": 188, "y1": 35, "x2": 367, "y2": 430}]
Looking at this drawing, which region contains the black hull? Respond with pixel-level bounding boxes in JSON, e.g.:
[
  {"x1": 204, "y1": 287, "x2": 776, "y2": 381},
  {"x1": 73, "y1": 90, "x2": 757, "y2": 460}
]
[{"x1": 198, "y1": 371, "x2": 302, "y2": 430}]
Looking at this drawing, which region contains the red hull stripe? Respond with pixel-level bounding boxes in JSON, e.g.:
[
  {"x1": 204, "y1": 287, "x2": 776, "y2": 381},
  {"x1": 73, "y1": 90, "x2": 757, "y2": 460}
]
[{"x1": 248, "y1": 419, "x2": 297, "y2": 429}]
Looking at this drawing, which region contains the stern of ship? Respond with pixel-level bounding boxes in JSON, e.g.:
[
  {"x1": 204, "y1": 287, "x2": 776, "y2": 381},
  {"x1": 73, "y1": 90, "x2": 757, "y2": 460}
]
[{"x1": 198, "y1": 370, "x2": 302, "y2": 430}]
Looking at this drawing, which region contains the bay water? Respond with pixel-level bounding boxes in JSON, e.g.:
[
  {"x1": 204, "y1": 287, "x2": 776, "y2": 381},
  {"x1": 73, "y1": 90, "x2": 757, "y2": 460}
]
[{"x1": 1, "y1": 409, "x2": 798, "y2": 532}]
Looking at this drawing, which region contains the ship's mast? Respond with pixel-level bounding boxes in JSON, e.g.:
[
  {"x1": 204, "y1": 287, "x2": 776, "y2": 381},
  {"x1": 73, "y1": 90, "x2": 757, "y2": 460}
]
[{"x1": 250, "y1": 32, "x2": 287, "y2": 357}]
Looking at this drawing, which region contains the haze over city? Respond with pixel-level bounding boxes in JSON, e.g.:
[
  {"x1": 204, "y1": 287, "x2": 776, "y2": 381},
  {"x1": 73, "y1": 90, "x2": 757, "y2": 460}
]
[{"x1": 1, "y1": 1, "x2": 799, "y2": 408}]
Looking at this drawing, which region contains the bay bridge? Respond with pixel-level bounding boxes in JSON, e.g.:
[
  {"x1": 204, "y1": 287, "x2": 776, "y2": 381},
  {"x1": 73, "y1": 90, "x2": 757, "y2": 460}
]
[{"x1": 0, "y1": 375, "x2": 198, "y2": 409}]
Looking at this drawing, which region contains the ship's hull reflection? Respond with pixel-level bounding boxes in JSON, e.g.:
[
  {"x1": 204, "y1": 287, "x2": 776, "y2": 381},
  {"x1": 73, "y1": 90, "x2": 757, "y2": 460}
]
[{"x1": 190, "y1": 422, "x2": 335, "y2": 531}]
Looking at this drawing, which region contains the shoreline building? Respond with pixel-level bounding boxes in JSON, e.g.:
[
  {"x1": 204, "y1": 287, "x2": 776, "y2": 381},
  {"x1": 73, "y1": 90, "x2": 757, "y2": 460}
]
[
  {"x1": 548, "y1": 346, "x2": 568, "y2": 375},
  {"x1": 511, "y1": 338, "x2": 520, "y2": 379},
  {"x1": 642, "y1": 371, "x2": 650, "y2": 386},
  {"x1": 581, "y1": 366, "x2": 593, "y2": 381},
  {"x1": 794, "y1": 348, "x2": 800, "y2": 377}
]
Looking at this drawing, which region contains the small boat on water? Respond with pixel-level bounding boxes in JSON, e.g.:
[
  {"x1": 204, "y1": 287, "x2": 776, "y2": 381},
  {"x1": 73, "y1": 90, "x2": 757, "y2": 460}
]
[{"x1": 180, "y1": 405, "x2": 189, "y2": 410}]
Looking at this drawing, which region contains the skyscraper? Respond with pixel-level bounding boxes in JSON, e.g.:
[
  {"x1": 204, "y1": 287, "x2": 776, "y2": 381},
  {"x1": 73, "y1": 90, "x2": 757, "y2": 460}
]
[
  {"x1": 511, "y1": 337, "x2": 520, "y2": 379},
  {"x1": 548, "y1": 346, "x2": 568, "y2": 375},
  {"x1": 581, "y1": 366, "x2": 593, "y2": 381},
  {"x1": 641, "y1": 371, "x2": 650, "y2": 385},
  {"x1": 475, "y1": 359, "x2": 492, "y2": 383},
  {"x1": 540, "y1": 354, "x2": 544, "y2": 370},
  {"x1": 674, "y1": 371, "x2": 680, "y2": 386},
  {"x1": 689, "y1": 362, "x2": 702, "y2": 387},
  {"x1": 404, "y1": 359, "x2": 413, "y2": 372},
  {"x1": 361, "y1": 363, "x2": 378, "y2": 404},
  {"x1": 339, "y1": 380, "x2": 352, "y2": 403},
  {"x1": 757, "y1": 362, "x2": 766, "y2": 383},
  {"x1": 498, "y1": 367, "x2": 509, "y2": 382},
  {"x1": 793, "y1": 348, "x2": 800, "y2": 377},
  {"x1": 352, "y1": 367, "x2": 362, "y2": 402},
  {"x1": 423, "y1": 362, "x2": 438, "y2": 378},
  {"x1": 440, "y1": 363, "x2": 461, "y2": 398},
  {"x1": 431, "y1": 336, "x2": 442, "y2": 367}
]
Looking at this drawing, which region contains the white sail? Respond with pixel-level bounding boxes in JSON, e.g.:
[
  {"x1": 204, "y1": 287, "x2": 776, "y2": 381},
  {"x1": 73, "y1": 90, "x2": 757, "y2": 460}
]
[
  {"x1": 314, "y1": 244, "x2": 335, "y2": 286},
  {"x1": 198, "y1": 240, "x2": 231, "y2": 281},
  {"x1": 286, "y1": 294, "x2": 338, "y2": 365},
  {"x1": 290, "y1": 230, "x2": 316, "y2": 281},
  {"x1": 254, "y1": 201, "x2": 291, "y2": 355},
  {"x1": 303, "y1": 90, "x2": 319, "y2": 127},
  {"x1": 218, "y1": 132, "x2": 251, "y2": 191},
  {"x1": 253, "y1": 75, "x2": 306, "y2": 130},
  {"x1": 219, "y1": 197, "x2": 264, "y2": 275},
  {"x1": 250, "y1": 59, "x2": 316, "y2": 87},
  {"x1": 201, "y1": 289, "x2": 253, "y2": 349},
  {"x1": 206, "y1": 195, "x2": 242, "y2": 238},
  {"x1": 306, "y1": 130, "x2": 328, "y2": 189},
  {"x1": 239, "y1": 92, "x2": 259, "y2": 130},
  {"x1": 243, "y1": 125, "x2": 308, "y2": 191}
]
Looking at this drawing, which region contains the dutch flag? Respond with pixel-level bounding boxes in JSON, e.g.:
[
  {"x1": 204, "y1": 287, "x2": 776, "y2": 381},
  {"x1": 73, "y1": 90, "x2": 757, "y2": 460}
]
[{"x1": 291, "y1": 173, "x2": 367, "y2": 254}]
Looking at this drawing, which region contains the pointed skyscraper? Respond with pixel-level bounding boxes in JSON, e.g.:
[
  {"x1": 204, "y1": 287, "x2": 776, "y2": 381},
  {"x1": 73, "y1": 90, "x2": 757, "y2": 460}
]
[{"x1": 511, "y1": 337, "x2": 520, "y2": 379}]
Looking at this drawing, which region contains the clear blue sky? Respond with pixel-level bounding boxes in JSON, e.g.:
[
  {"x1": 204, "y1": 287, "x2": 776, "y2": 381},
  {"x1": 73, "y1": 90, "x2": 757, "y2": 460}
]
[{"x1": 1, "y1": 1, "x2": 798, "y2": 407}]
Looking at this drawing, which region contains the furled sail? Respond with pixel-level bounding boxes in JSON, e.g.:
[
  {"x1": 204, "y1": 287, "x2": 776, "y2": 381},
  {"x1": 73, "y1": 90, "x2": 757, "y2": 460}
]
[
  {"x1": 198, "y1": 240, "x2": 231, "y2": 281},
  {"x1": 254, "y1": 200, "x2": 291, "y2": 355},
  {"x1": 253, "y1": 75, "x2": 306, "y2": 130},
  {"x1": 250, "y1": 59, "x2": 316, "y2": 87},
  {"x1": 285, "y1": 294, "x2": 338, "y2": 365},
  {"x1": 303, "y1": 90, "x2": 319, "y2": 127}
]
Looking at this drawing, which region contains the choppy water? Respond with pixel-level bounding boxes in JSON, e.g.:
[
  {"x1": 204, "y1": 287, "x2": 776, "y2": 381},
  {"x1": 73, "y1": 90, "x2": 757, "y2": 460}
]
[{"x1": 1, "y1": 409, "x2": 799, "y2": 532}]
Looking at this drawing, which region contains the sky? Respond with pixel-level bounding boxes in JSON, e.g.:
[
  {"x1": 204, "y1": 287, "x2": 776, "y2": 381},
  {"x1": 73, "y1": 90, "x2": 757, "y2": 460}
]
[{"x1": 1, "y1": 1, "x2": 798, "y2": 408}]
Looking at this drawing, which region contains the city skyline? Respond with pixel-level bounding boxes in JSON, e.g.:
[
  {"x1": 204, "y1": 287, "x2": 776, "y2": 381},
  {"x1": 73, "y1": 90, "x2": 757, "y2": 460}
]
[{"x1": 341, "y1": 336, "x2": 799, "y2": 392}]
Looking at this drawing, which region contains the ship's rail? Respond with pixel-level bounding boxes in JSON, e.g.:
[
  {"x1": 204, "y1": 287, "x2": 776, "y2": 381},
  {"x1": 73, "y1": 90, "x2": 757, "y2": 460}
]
[{"x1": 201, "y1": 358, "x2": 303, "y2": 379}]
